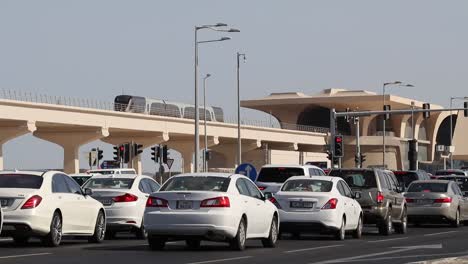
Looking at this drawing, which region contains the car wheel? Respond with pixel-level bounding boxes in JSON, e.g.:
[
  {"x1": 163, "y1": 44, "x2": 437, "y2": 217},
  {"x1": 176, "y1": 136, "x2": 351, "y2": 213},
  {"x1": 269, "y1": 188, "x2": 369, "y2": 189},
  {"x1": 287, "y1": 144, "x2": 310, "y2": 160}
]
[
  {"x1": 136, "y1": 220, "x2": 147, "y2": 240},
  {"x1": 395, "y1": 208, "x2": 408, "y2": 234},
  {"x1": 352, "y1": 215, "x2": 363, "y2": 239},
  {"x1": 230, "y1": 218, "x2": 247, "y2": 251},
  {"x1": 42, "y1": 211, "x2": 62, "y2": 247},
  {"x1": 88, "y1": 211, "x2": 106, "y2": 243},
  {"x1": 451, "y1": 209, "x2": 461, "y2": 228},
  {"x1": 334, "y1": 217, "x2": 346, "y2": 241},
  {"x1": 12, "y1": 235, "x2": 29, "y2": 246},
  {"x1": 378, "y1": 210, "x2": 393, "y2": 236},
  {"x1": 261, "y1": 216, "x2": 278, "y2": 248},
  {"x1": 186, "y1": 239, "x2": 201, "y2": 249},
  {"x1": 148, "y1": 235, "x2": 166, "y2": 250}
]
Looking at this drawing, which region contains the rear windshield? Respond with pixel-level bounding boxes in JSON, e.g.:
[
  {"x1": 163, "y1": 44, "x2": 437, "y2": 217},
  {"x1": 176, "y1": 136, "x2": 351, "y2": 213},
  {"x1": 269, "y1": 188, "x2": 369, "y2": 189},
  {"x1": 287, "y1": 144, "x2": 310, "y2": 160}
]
[
  {"x1": 439, "y1": 177, "x2": 468, "y2": 192},
  {"x1": 160, "y1": 176, "x2": 230, "y2": 192},
  {"x1": 329, "y1": 170, "x2": 377, "y2": 188},
  {"x1": 393, "y1": 171, "x2": 418, "y2": 188},
  {"x1": 281, "y1": 179, "x2": 333, "y2": 192},
  {"x1": 88, "y1": 170, "x2": 114, "y2": 175},
  {"x1": 83, "y1": 178, "x2": 134, "y2": 189},
  {"x1": 257, "y1": 167, "x2": 305, "y2": 183},
  {"x1": 0, "y1": 174, "x2": 43, "y2": 189},
  {"x1": 407, "y1": 182, "x2": 448, "y2": 193},
  {"x1": 435, "y1": 170, "x2": 465, "y2": 176}
]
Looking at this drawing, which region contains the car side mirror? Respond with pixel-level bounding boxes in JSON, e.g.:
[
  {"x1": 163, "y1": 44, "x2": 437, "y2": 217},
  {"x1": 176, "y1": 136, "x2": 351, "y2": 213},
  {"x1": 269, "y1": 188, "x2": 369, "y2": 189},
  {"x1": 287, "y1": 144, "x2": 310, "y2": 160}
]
[
  {"x1": 353, "y1": 192, "x2": 362, "y2": 199},
  {"x1": 264, "y1": 192, "x2": 273, "y2": 200},
  {"x1": 84, "y1": 188, "x2": 93, "y2": 196}
]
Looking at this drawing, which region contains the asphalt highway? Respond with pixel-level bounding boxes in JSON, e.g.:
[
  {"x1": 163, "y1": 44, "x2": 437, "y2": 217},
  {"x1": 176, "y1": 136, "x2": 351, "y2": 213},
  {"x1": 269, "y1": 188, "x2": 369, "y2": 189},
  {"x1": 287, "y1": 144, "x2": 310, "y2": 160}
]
[{"x1": 1, "y1": 224, "x2": 467, "y2": 264}]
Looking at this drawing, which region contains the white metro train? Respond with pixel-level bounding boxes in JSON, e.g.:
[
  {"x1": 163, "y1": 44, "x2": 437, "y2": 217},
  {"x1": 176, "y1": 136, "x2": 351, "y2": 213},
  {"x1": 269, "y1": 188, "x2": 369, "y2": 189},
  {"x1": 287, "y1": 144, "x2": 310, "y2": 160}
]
[{"x1": 114, "y1": 95, "x2": 224, "y2": 122}]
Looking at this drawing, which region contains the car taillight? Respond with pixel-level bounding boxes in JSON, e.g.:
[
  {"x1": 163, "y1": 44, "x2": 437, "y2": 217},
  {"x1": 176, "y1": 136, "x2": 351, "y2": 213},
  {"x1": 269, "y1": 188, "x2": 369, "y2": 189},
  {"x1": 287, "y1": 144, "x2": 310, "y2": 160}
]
[
  {"x1": 146, "y1": 197, "x2": 168, "y2": 207},
  {"x1": 322, "y1": 198, "x2": 338, "y2": 209},
  {"x1": 200, "y1": 196, "x2": 230, "y2": 208},
  {"x1": 269, "y1": 197, "x2": 282, "y2": 209},
  {"x1": 21, "y1": 195, "x2": 42, "y2": 209},
  {"x1": 434, "y1": 197, "x2": 452, "y2": 203},
  {"x1": 257, "y1": 186, "x2": 266, "y2": 191},
  {"x1": 113, "y1": 193, "x2": 138, "y2": 203},
  {"x1": 376, "y1": 192, "x2": 384, "y2": 203},
  {"x1": 405, "y1": 198, "x2": 415, "y2": 203}
]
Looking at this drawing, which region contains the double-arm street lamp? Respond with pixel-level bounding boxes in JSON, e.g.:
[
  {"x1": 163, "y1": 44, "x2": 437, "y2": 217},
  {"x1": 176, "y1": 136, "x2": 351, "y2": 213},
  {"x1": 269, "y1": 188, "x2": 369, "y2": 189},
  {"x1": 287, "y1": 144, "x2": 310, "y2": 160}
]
[
  {"x1": 194, "y1": 23, "x2": 240, "y2": 172},
  {"x1": 382, "y1": 81, "x2": 414, "y2": 168},
  {"x1": 449, "y1": 96, "x2": 468, "y2": 169}
]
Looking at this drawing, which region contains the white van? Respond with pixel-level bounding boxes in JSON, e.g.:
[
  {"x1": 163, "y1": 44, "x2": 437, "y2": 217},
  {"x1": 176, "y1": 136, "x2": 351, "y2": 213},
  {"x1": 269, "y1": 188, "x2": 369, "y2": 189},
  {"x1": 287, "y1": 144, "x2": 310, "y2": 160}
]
[{"x1": 255, "y1": 164, "x2": 325, "y2": 194}]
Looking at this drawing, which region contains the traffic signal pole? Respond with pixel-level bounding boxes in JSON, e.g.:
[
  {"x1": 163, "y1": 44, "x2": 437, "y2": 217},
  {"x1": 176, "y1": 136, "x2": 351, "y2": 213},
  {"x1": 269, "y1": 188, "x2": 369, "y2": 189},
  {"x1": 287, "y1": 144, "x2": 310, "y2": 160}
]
[
  {"x1": 329, "y1": 109, "x2": 337, "y2": 168},
  {"x1": 355, "y1": 117, "x2": 361, "y2": 168}
]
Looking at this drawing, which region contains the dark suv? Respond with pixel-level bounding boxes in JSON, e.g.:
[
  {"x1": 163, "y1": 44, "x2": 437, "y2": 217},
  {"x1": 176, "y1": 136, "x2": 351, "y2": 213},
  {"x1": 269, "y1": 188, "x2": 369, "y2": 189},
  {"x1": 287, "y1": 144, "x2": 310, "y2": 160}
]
[
  {"x1": 393, "y1": 170, "x2": 431, "y2": 190},
  {"x1": 329, "y1": 168, "x2": 407, "y2": 235}
]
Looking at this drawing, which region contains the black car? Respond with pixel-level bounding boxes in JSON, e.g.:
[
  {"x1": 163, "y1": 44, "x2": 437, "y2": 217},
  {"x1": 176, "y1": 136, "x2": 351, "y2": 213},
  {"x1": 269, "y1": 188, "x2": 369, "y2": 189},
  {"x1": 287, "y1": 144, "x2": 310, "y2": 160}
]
[{"x1": 393, "y1": 170, "x2": 431, "y2": 190}]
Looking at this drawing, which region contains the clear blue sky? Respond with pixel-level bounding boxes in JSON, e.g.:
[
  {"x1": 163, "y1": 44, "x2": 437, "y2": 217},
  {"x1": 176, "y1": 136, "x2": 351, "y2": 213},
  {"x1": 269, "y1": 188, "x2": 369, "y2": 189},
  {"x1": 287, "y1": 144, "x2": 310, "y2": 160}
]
[{"x1": 1, "y1": 0, "x2": 467, "y2": 172}]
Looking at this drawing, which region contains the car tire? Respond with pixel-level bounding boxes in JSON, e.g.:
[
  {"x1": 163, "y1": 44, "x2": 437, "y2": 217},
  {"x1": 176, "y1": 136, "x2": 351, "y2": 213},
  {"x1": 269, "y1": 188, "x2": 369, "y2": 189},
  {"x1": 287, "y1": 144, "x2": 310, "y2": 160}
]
[
  {"x1": 334, "y1": 217, "x2": 346, "y2": 241},
  {"x1": 42, "y1": 211, "x2": 62, "y2": 247},
  {"x1": 378, "y1": 209, "x2": 393, "y2": 236},
  {"x1": 352, "y1": 215, "x2": 363, "y2": 239},
  {"x1": 148, "y1": 235, "x2": 166, "y2": 250},
  {"x1": 88, "y1": 211, "x2": 106, "y2": 243},
  {"x1": 230, "y1": 218, "x2": 247, "y2": 251},
  {"x1": 12, "y1": 235, "x2": 29, "y2": 246},
  {"x1": 395, "y1": 208, "x2": 408, "y2": 234},
  {"x1": 451, "y1": 209, "x2": 461, "y2": 228},
  {"x1": 136, "y1": 220, "x2": 147, "y2": 240},
  {"x1": 186, "y1": 239, "x2": 201, "y2": 249},
  {"x1": 261, "y1": 216, "x2": 278, "y2": 248}
]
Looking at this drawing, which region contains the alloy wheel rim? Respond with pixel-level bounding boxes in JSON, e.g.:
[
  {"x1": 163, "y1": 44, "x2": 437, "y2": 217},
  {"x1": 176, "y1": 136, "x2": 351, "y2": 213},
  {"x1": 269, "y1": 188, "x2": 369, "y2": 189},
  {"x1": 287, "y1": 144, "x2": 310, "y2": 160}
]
[
  {"x1": 271, "y1": 219, "x2": 278, "y2": 243},
  {"x1": 53, "y1": 215, "x2": 62, "y2": 244},
  {"x1": 358, "y1": 217, "x2": 363, "y2": 235},
  {"x1": 340, "y1": 220, "x2": 345, "y2": 239},
  {"x1": 239, "y1": 222, "x2": 246, "y2": 246},
  {"x1": 97, "y1": 214, "x2": 105, "y2": 240}
]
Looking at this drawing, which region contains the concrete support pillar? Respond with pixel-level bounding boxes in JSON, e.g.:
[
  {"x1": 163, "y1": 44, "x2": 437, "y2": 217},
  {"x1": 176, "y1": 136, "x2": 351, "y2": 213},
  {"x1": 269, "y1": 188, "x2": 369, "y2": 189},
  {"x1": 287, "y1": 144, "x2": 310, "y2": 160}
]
[
  {"x1": 0, "y1": 121, "x2": 36, "y2": 170},
  {"x1": 166, "y1": 136, "x2": 219, "y2": 173},
  {"x1": 34, "y1": 127, "x2": 109, "y2": 174}
]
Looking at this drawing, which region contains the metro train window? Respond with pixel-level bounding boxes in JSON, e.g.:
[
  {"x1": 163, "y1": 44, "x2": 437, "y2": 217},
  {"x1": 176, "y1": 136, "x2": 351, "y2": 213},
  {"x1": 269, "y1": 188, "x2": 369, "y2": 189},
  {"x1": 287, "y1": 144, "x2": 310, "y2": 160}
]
[
  {"x1": 150, "y1": 103, "x2": 166, "y2": 116},
  {"x1": 128, "y1": 97, "x2": 146, "y2": 113},
  {"x1": 164, "y1": 104, "x2": 181, "y2": 117},
  {"x1": 212, "y1": 107, "x2": 224, "y2": 122}
]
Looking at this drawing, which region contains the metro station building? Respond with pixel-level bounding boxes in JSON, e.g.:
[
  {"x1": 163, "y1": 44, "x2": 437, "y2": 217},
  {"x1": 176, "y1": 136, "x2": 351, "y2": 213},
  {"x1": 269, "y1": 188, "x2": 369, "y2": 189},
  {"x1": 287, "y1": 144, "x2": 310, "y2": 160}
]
[{"x1": 242, "y1": 88, "x2": 468, "y2": 170}]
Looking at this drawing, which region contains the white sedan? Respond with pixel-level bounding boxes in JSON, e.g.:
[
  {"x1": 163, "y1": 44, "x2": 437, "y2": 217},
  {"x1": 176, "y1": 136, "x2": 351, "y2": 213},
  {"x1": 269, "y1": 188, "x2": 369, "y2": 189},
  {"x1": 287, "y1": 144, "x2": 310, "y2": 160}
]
[
  {"x1": 83, "y1": 174, "x2": 160, "y2": 239},
  {"x1": 271, "y1": 176, "x2": 363, "y2": 240},
  {"x1": 144, "y1": 173, "x2": 279, "y2": 251},
  {"x1": 0, "y1": 206, "x2": 3, "y2": 235},
  {"x1": 0, "y1": 171, "x2": 106, "y2": 246}
]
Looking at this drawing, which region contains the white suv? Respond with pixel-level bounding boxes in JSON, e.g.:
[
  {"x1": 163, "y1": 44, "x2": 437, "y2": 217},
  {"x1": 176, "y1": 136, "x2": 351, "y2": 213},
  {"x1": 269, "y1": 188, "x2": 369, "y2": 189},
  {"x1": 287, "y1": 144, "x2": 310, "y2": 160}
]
[{"x1": 255, "y1": 165, "x2": 326, "y2": 194}]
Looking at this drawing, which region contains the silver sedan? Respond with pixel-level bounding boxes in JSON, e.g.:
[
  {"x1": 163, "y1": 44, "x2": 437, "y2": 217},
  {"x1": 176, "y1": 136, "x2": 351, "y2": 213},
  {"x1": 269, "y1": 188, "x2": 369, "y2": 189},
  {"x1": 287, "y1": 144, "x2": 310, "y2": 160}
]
[{"x1": 404, "y1": 180, "x2": 468, "y2": 227}]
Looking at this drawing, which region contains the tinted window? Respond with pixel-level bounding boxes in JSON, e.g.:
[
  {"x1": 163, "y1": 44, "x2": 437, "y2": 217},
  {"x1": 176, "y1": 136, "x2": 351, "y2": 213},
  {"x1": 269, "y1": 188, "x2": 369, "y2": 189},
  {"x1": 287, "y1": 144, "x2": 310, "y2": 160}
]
[
  {"x1": 71, "y1": 176, "x2": 91, "y2": 186},
  {"x1": 236, "y1": 179, "x2": 250, "y2": 196},
  {"x1": 0, "y1": 174, "x2": 43, "y2": 189},
  {"x1": 147, "y1": 179, "x2": 160, "y2": 192},
  {"x1": 308, "y1": 168, "x2": 324, "y2": 176},
  {"x1": 329, "y1": 170, "x2": 377, "y2": 188},
  {"x1": 52, "y1": 175, "x2": 70, "y2": 193},
  {"x1": 377, "y1": 171, "x2": 388, "y2": 189},
  {"x1": 281, "y1": 179, "x2": 333, "y2": 192},
  {"x1": 435, "y1": 170, "x2": 466, "y2": 176},
  {"x1": 393, "y1": 171, "x2": 419, "y2": 188},
  {"x1": 386, "y1": 173, "x2": 399, "y2": 191},
  {"x1": 407, "y1": 182, "x2": 448, "y2": 193},
  {"x1": 439, "y1": 177, "x2": 468, "y2": 193},
  {"x1": 257, "y1": 167, "x2": 305, "y2": 183},
  {"x1": 340, "y1": 181, "x2": 353, "y2": 198},
  {"x1": 139, "y1": 179, "x2": 152, "y2": 193},
  {"x1": 83, "y1": 178, "x2": 135, "y2": 189},
  {"x1": 160, "y1": 176, "x2": 230, "y2": 192},
  {"x1": 64, "y1": 176, "x2": 83, "y2": 195},
  {"x1": 243, "y1": 179, "x2": 263, "y2": 199}
]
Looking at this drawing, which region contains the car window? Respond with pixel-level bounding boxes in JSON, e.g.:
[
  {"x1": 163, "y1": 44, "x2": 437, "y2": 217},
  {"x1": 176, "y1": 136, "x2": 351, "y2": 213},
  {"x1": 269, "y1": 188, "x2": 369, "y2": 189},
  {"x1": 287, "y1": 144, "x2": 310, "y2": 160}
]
[
  {"x1": 52, "y1": 174, "x2": 71, "y2": 193},
  {"x1": 393, "y1": 171, "x2": 419, "y2": 188},
  {"x1": 281, "y1": 179, "x2": 333, "y2": 192},
  {"x1": 243, "y1": 179, "x2": 263, "y2": 199},
  {"x1": 407, "y1": 182, "x2": 448, "y2": 193},
  {"x1": 451, "y1": 183, "x2": 462, "y2": 196},
  {"x1": 257, "y1": 167, "x2": 305, "y2": 183},
  {"x1": 336, "y1": 181, "x2": 346, "y2": 196},
  {"x1": 308, "y1": 168, "x2": 324, "y2": 176},
  {"x1": 329, "y1": 170, "x2": 377, "y2": 189},
  {"x1": 236, "y1": 179, "x2": 250, "y2": 196},
  {"x1": 147, "y1": 179, "x2": 160, "y2": 192},
  {"x1": 340, "y1": 181, "x2": 353, "y2": 198},
  {"x1": 83, "y1": 178, "x2": 135, "y2": 189},
  {"x1": 377, "y1": 171, "x2": 388, "y2": 189},
  {"x1": 160, "y1": 176, "x2": 230, "y2": 192},
  {"x1": 139, "y1": 179, "x2": 152, "y2": 194},
  {"x1": 63, "y1": 175, "x2": 83, "y2": 195},
  {"x1": 387, "y1": 173, "x2": 399, "y2": 191},
  {"x1": 0, "y1": 174, "x2": 43, "y2": 189}
]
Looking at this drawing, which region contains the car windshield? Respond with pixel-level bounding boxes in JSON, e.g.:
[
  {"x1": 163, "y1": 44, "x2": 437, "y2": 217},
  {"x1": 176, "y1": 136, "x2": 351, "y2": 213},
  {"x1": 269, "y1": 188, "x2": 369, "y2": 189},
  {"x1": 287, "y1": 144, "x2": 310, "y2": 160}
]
[
  {"x1": 88, "y1": 170, "x2": 114, "y2": 175},
  {"x1": 435, "y1": 170, "x2": 465, "y2": 176},
  {"x1": 256, "y1": 167, "x2": 305, "y2": 183},
  {"x1": 160, "y1": 176, "x2": 230, "y2": 192},
  {"x1": 281, "y1": 179, "x2": 333, "y2": 192},
  {"x1": 439, "y1": 177, "x2": 468, "y2": 192},
  {"x1": 0, "y1": 174, "x2": 43, "y2": 189},
  {"x1": 82, "y1": 178, "x2": 134, "y2": 189},
  {"x1": 72, "y1": 176, "x2": 91, "y2": 186},
  {"x1": 393, "y1": 171, "x2": 418, "y2": 188},
  {"x1": 329, "y1": 170, "x2": 377, "y2": 188},
  {"x1": 407, "y1": 182, "x2": 448, "y2": 193}
]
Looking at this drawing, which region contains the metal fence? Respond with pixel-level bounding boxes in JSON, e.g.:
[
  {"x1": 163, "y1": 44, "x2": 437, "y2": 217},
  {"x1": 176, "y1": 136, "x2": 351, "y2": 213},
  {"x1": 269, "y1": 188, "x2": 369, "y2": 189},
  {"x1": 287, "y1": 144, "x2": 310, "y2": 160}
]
[{"x1": 0, "y1": 89, "x2": 329, "y2": 134}]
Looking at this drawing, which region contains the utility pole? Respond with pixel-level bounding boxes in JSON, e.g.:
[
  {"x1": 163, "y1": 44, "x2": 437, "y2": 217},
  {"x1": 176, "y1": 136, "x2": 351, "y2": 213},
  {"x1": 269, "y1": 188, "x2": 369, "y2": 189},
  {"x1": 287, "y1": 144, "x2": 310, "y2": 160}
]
[{"x1": 354, "y1": 117, "x2": 361, "y2": 168}]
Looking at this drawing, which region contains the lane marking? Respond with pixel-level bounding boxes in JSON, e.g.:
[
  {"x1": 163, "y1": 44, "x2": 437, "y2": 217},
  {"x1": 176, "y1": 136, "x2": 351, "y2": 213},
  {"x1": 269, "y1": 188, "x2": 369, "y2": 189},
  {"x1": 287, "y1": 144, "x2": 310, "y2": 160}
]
[
  {"x1": 0, "y1": 253, "x2": 52, "y2": 259},
  {"x1": 424, "y1": 231, "x2": 459, "y2": 237},
  {"x1": 284, "y1": 245, "x2": 343, "y2": 254},
  {"x1": 0, "y1": 238, "x2": 12, "y2": 241},
  {"x1": 367, "y1": 237, "x2": 409, "y2": 243},
  {"x1": 340, "y1": 250, "x2": 468, "y2": 263},
  {"x1": 186, "y1": 256, "x2": 252, "y2": 264}
]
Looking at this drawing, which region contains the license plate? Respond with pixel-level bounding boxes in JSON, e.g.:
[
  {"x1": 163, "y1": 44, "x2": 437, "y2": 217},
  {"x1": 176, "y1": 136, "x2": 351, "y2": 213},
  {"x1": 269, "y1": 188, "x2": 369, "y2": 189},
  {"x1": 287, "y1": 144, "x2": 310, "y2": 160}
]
[
  {"x1": 0, "y1": 199, "x2": 8, "y2": 207},
  {"x1": 177, "y1": 201, "x2": 193, "y2": 209},
  {"x1": 291, "y1": 201, "x2": 314, "y2": 208},
  {"x1": 416, "y1": 199, "x2": 432, "y2": 205},
  {"x1": 100, "y1": 199, "x2": 113, "y2": 206}
]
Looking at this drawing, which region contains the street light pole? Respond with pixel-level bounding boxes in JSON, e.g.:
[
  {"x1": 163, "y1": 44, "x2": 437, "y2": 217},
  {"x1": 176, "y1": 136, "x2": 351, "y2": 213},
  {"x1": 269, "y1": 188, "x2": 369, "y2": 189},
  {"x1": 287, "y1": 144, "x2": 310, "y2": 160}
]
[
  {"x1": 236, "y1": 52, "x2": 246, "y2": 166},
  {"x1": 203, "y1": 73, "x2": 211, "y2": 172},
  {"x1": 193, "y1": 23, "x2": 239, "y2": 172}
]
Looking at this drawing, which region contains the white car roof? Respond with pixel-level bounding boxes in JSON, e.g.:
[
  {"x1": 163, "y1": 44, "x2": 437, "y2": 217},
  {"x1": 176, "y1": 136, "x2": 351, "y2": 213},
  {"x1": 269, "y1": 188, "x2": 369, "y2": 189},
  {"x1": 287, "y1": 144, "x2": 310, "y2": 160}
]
[
  {"x1": 286, "y1": 175, "x2": 339, "y2": 182},
  {"x1": 69, "y1": 173, "x2": 100, "y2": 177},
  {"x1": 261, "y1": 164, "x2": 323, "y2": 170},
  {"x1": 90, "y1": 173, "x2": 139, "y2": 179}
]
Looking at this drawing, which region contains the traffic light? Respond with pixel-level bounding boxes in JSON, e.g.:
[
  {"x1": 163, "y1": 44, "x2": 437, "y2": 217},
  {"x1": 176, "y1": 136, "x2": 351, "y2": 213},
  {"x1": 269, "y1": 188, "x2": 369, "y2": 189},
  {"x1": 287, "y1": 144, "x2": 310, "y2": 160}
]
[
  {"x1": 133, "y1": 144, "x2": 143, "y2": 157},
  {"x1": 326, "y1": 151, "x2": 332, "y2": 161},
  {"x1": 123, "y1": 143, "x2": 130, "y2": 163},
  {"x1": 151, "y1": 146, "x2": 160, "y2": 162},
  {"x1": 97, "y1": 148, "x2": 103, "y2": 160},
  {"x1": 162, "y1": 145, "x2": 168, "y2": 163},
  {"x1": 464, "y1": 102, "x2": 468, "y2": 117},
  {"x1": 408, "y1": 139, "x2": 418, "y2": 171},
  {"x1": 334, "y1": 135, "x2": 344, "y2": 158},
  {"x1": 205, "y1": 150, "x2": 212, "y2": 161},
  {"x1": 383, "y1": 105, "x2": 391, "y2": 120},
  {"x1": 113, "y1": 145, "x2": 121, "y2": 161},
  {"x1": 423, "y1": 103, "x2": 430, "y2": 119}
]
